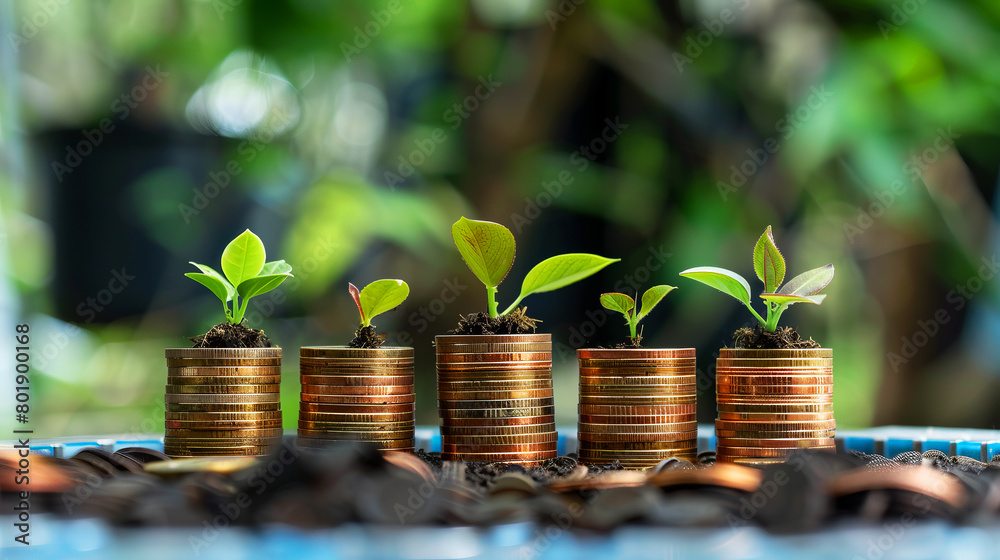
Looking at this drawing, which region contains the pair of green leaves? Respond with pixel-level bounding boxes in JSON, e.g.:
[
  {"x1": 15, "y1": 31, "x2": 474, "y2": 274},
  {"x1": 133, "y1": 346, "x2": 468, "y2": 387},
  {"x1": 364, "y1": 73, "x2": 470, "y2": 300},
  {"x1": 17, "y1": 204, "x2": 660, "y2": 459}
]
[
  {"x1": 452, "y1": 217, "x2": 619, "y2": 317},
  {"x1": 679, "y1": 226, "x2": 833, "y2": 332},
  {"x1": 186, "y1": 229, "x2": 294, "y2": 325},
  {"x1": 600, "y1": 285, "x2": 676, "y2": 340},
  {"x1": 349, "y1": 279, "x2": 410, "y2": 328}
]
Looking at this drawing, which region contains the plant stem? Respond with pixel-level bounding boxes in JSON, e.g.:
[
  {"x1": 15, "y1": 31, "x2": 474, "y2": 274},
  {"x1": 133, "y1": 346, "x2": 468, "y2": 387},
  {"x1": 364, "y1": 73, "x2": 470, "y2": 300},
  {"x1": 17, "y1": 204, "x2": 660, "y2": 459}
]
[
  {"x1": 499, "y1": 294, "x2": 523, "y2": 317},
  {"x1": 629, "y1": 319, "x2": 637, "y2": 339},
  {"x1": 744, "y1": 302, "x2": 767, "y2": 330},
  {"x1": 487, "y1": 287, "x2": 499, "y2": 318}
]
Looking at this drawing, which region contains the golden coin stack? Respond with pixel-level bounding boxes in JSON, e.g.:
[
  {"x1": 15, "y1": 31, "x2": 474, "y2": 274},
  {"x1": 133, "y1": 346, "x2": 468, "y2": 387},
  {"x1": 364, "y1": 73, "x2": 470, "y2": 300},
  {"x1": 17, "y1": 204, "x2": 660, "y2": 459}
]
[
  {"x1": 577, "y1": 348, "x2": 698, "y2": 468},
  {"x1": 297, "y1": 347, "x2": 415, "y2": 454},
  {"x1": 715, "y1": 348, "x2": 835, "y2": 464},
  {"x1": 164, "y1": 348, "x2": 284, "y2": 458},
  {"x1": 436, "y1": 334, "x2": 557, "y2": 465}
]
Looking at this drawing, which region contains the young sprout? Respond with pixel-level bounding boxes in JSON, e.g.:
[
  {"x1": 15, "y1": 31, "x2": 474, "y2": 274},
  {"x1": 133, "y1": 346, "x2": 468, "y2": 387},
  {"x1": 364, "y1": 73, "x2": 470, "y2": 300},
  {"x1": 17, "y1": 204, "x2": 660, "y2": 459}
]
[
  {"x1": 679, "y1": 226, "x2": 834, "y2": 333},
  {"x1": 452, "y1": 217, "x2": 619, "y2": 317},
  {"x1": 601, "y1": 285, "x2": 676, "y2": 342},
  {"x1": 348, "y1": 279, "x2": 410, "y2": 328},
  {"x1": 186, "y1": 229, "x2": 293, "y2": 325}
]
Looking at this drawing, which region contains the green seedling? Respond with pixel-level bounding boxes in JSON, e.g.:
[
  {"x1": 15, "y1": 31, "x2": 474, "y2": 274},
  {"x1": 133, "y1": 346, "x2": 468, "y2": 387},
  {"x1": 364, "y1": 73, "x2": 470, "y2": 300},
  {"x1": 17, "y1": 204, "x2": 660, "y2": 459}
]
[
  {"x1": 452, "y1": 217, "x2": 619, "y2": 317},
  {"x1": 601, "y1": 285, "x2": 676, "y2": 341},
  {"x1": 186, "y1": 229, "x2": 293, "y2": 325},
  {"x1": 679, "y1": 226, "x2": 833, "y2": 332},
  {"x1": 349, "y1": 279, "x2": 410, "y2": 328}
]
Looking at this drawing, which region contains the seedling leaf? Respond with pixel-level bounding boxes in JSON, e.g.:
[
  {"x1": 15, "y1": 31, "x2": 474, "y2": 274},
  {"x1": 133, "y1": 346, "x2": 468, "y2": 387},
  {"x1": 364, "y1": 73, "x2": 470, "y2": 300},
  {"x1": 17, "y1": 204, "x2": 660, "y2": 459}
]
[
  {"x1": 636, "y1": 285, "x2": 676, "y2": 322},
  {"x1": 778, "y1": 264, "x2": 835, "y2": 296},
  {"x1": 753, "y1": 226, "x2": 785, "y2": 293},
  {"x1": 237, "y1": 274, "x2": 292, "y2": 301},
  {"x1": 348, "y1": 283, "x2": 364, "y2": 324},
  {"x1": 186, "y1": 272, "x2": 233, "y2": 304},
  {"x1": 452, "y1": 217, "x2": 515, "y2": 289},
  {"x1": 600, "y1": 293, "x2": 635, "y2": 316},
  {"x1": 188, "y1": 262, "x2": 235, "y2": 301},
  {"x1": 760, "y1": 293, "x2": 827, "y2": 306},
  {"x1": 221, "y1": 229, "x2": 266, "y2": 288},
  {"x1": 679, "y1": 267, "x2": 752, "y2": 307},
  {"x1": 360, "y1": 279, "x2": 409, "y2": 327}
]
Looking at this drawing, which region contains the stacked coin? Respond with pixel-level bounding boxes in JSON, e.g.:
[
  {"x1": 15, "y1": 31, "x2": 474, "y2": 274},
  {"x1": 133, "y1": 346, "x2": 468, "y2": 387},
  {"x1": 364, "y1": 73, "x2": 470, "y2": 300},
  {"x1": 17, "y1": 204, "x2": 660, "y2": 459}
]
[
  {"x1": 715, "y1": 348, "x2": 835, "y2": 464},
  {"x1": 297, "y1": 347, "x2": 415, "y2": 454},
  {"x1": 437, "y1": 334, "x2": 557, "y2": 465},
  {"x1": 164, "y1": 348, "x2": 283, "y2": 458},
  {"x1": 577, "y1": 348, "x2": 697, "y2": 468}
]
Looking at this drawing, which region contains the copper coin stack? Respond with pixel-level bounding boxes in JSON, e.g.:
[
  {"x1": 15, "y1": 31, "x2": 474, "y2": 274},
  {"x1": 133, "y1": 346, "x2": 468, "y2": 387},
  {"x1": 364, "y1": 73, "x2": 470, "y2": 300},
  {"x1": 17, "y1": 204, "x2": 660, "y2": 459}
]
[
  {"x1": 436, "y1": 334, "x2": 557, "y2": 465},
  {"x1": 297, "y1": 346, "x2": 415, "y2": 454},
  {"x1": 164, "y1": 348, "x2": 283, "y2": 458},
  {"x1": 715, "y1": 348, "x2": 835, "y2": 464},
  {"x1": 577, "y1": 348, "x2": 698, "y2": 468}
]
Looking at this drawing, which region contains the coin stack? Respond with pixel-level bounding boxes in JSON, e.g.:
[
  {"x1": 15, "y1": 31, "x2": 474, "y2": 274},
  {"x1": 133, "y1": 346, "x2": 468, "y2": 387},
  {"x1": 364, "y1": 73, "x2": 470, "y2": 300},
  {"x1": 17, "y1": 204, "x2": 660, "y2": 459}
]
[
  {"x1": 164, "y1": 348, "x2": 284, "y2": 458},
  {"x1": 577, "y1": 348, "x2": 698, "y2": 468},
  {"x1": 715, "y1": 348, "x2": 835, "y2": 464},
  {"x1": 297, "y1": 347, "x2": 415, "y2": 454},
  {"x1": 436, "y1": 334, "x2": 557, "y2": 465}
]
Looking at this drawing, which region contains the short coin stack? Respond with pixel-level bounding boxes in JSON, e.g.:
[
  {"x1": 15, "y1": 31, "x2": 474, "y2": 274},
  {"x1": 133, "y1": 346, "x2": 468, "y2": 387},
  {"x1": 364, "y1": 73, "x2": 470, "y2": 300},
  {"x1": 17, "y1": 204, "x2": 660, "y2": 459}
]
[
  {"x1": 715, "y1": 348, "x2": 835, "y2": 464},
  {"x1": 297, "y1": 346, "x2": 415, "y2": 454},
  {"x1": 164, "y1": 348, "x2": 283, "y2": 458},
  {"x1": 577, "y1": 348, "x2": 698, "y2": 468},
  {"x1": 436, "y1": 334, "x2": 557, "y2": 465}
]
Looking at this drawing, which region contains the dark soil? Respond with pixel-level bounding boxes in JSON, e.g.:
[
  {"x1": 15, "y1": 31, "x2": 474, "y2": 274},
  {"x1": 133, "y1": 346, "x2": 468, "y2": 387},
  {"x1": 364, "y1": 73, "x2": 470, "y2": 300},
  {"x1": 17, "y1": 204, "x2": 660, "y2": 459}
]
[
  {"x1": 733, "y1": 324, "x2": 820, "y2": 349},
  {"x1": 348, "y1": 325, "x2": 386, "y2": 348},
  {"x1": 600, "y1": 336, "x2": 643, "y2": 349},
  {"x1": 189, "y1": 322, "x2": 272, "y2": 348},
  {"x1": 450, "y1": 307, "x2": 539, "y2": 335}
]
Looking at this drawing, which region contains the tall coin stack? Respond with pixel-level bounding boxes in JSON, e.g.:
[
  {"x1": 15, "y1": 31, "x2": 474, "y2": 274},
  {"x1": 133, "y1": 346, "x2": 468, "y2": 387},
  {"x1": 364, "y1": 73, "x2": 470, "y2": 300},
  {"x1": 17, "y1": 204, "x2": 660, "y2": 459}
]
[
  {"x1": 715, "y1": 348, "x2": 835, "y2": 464},
  {"x1": 577, "y1": 348, "x2": 698, "y2": 468},
  {"x1": 164, "y1": 348, "x2": 284, "y2": 458},
  {"x1": 436, "y1": 334, "x2": 557, "y2": 465},
  {"x1": 297, "y1": 347, "x2": 415, "y2": 453}
]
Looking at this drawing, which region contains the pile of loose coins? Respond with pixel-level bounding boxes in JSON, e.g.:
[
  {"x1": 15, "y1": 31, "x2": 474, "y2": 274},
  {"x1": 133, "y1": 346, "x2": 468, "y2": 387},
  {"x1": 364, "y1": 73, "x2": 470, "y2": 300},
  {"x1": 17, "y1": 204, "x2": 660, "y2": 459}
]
[
  {"x1": 164, "y1": 348, "x2": 283, "y2": 457},
  {"x1": 297, "y1": 346, "x2": 415, "y2": 454},
  {"x1": 436, "y1": 334, "x2": 558, "y2": 465},
  {"x1": 715, "y1": 348, "x2": 835, "y2": 464},
  {"x1": 577, "y1": 348, "x2": 698, "y2": 468}
]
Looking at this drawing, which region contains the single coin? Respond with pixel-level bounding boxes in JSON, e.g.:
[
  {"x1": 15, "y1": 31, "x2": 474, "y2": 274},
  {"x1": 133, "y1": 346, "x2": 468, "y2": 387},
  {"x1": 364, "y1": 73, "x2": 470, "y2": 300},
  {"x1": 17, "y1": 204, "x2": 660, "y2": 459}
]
[
  {"x1": 716, "y1": 437, "x2": 836, "y2": 447},
  {"x1": 166, "y1": 348, "x2": 282, "y2": 359},
  {"x1": 442, "y1": 443, "x2": 555, "y2": 454},
  {"x1": 716, "y1": 374, "x2": 834, "y2": 385},
  {"x1": 165, "y1": 428, "x2": 285, "y2": 439},
  {"x1": 578, "y1": 422, "x2": 698, "y2": 434},
  {"x1": 165, "y1": 419, "x2": 283, "y2": 430},
  {"x1": 298, "y1": 411, "x2": 415, "y2": 423},
  {"x1": 292, "y1": 403, "x2": 413, "y2": 414},
  {"x1": 297, "y1": 422, "x2": 414, "y2": 433},
  {"x1": 715, "y1": 419, "x2": 837, "y2": 431},
  {"x1": 578, "y1": 403, "x2": 697, "y2": 416},
  {"x1": 716, "y1": 403, "x2": 834, "y2": 413},
  {"x1": 296, "y1": 436, "x2": 414, "y2": 448},
  {"x1": 300, "y1": 385, "x2": 414, "y2": 396},
  {"x1": 300, "y1": 393, "x2": 415, "y2": 405},
  {"x1": 436, "y1": 352, "x2": 552, "y2": 363},
  {"x1": 439, "y1": 416, "x2": 555, "y2": 427},
  {"x1": 439, "y1": 397, "x2": 554, "y2": 409},
  {"x1": 297, "y1": 428, "x2": 414, "y2": 439},
  {"x1": 716, "y1": 384, "x2": 833, "y2": 395},
  {"x1": 439, "y1": 407, "x2": 555, "y2": 419},
  {"x1": 167, "y1": 375, "x2": 282, "y2": 385},
  {"x1": 165, "y1": 410, "x2": 283, "y2": 420},
  {"x1": 298, "y1": 375, "x2": 413, "y2": 386},
  {"x1": 715, "y1": 366, "x2": 833, "y2": 374},
  {"x1": 577, "y1": 449, "x2": 696, "y2": 460},
  {"x1": 578, "y1": 440, "x2": 697, "y2": 451},
  {"x1": 299, "y1": 363, "x2": 413, "y2": 373},
  {"x1": 441, "y1": 425, "x2": 557, "y2": 436},
  {"x1": 435, "y1": 334, "x2": 551, "y2": 344},
  {"x1": 578, "y1": 374, "x2": 697, "y2": 385},
  {"x1": 441, "y1": 451, "x2": 558, "y2": 463},
  {"x1": 577, "y1": 348, "x2": 695, "y2": 360},
  {"x1": 717, "y1": 348, "x2": 831, "y2": 358},
  {"x1": 577, "y1": 413, "x2": 695, "y2": 424},
  {"x1": 715, "y1": 446, "x2": 836, "y2": 458},
  {"x1": 438, "y1": 379, "x2": 553, "y2": 391},
  {"x1": 164, "y1": 447, "x2": 275, "y2": 458},
  {"x1": 579, "y1": 395, "x2": 695, "y2": 406},
  {"x1": 165, "y1": 393, "x2": 280, "y2": 404},
  {"x1": 716, "y1": 396, "x2": 833, "y2": 404},
  {"x1": 165, "y1": 384, "x2": 280, "y2": 394},
  {"x1": 163, "y1": 438, "x2": 282, "y2": 449},
  {"x1": 144, "y1": 456, "x2": 260, "y2": 476},
  {"x1": 166, "y1": 403, "x2": 282, "y2": 413},
  {"x1": 717, "y1": 412, "x2": 835, "y2": 422},
  {"x1": 578, "y1": 384, "x2": 696, "y2": 396},
  {"x1": 437, "y1": 389, "x2": 553, "y2": 401},
  {"x1": 716, "y1": 430, "x2": 837, "y2": 439},
  {"x1": 300, "y1": 346, "x2": 413, "y2": 358},
  {"x1": 578, "y1": 366, "x2": 696, "y2": 375},
  {"x1": 435, "y1": 369, "x2": 553, "y2": 379},
  {"x1": 578, "y1": 431, "x2": 698, "y2": 443},
  {"x1": 167, "y1": 364, "x2": 281, "y2": 373},
  {"x1": 442, "y1": 432, "x2": 558, "y2": 445},
  {"x1": 435, "y1": 342, "x2": 552, "y2": 353}
]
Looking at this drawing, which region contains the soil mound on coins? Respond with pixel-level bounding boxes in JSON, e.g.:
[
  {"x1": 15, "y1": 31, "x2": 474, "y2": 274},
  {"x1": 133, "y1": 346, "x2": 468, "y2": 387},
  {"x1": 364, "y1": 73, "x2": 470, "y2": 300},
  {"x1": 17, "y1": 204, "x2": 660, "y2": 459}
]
[
  {"x1": 190, "y1": 322, "x2": 273, "y2": 348},
  {"x1": 450, "y1": 307, "x2": 539, "y2": 335},
  {"x1": 733, "y1": 324, "x2": 820, "y2": 349},
  {"x1": 349, "y1": 325, "x2": 387, "y2": 348}
]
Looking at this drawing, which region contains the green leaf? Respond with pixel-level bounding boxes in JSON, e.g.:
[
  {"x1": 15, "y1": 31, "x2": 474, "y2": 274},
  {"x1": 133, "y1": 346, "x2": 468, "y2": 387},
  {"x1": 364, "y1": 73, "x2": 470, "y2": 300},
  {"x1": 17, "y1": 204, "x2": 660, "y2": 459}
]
[
  {"x1": 188, "y1": 262, "x2": 235, "y2": 301},
  {"x1": 360, "y1": 279, "x2": 410, "y2": 326},
  {"x1": 185, "y1": 272, "x2": 233, "y2": 304},
  {"x1": 600, "y1": 293, "x2": 635, "y2": 317},
  {"x1": 348, "y1": 282, "x2": 364, "y2": 323},
  {"x1": 760, "y1": 293, "x2": 827, "y2": 306},
  {"x1": 237, "y1": 273, "x2": 292, "y2": 300},
  {"x1": 778, "y1": 264, "x2": 835, "y2": 296},
  {"x1": 636, "y1": 285, "x2": 676, "y2": 322},
  {"x1": 753, "y1": 226, "x2": 785, "y2": 293},
  {"x1": 679, "y1": 266, "x2": 752, "y2": 306},
  {"x1": 260, "y1": 260, "x2": 292, "y2": 276},
  {"x1": 451, "y1": 217, "x2": 515, "y2": 289},
  {"x1": 221, "y1": 229, "x2": 266, "y2": 288}
]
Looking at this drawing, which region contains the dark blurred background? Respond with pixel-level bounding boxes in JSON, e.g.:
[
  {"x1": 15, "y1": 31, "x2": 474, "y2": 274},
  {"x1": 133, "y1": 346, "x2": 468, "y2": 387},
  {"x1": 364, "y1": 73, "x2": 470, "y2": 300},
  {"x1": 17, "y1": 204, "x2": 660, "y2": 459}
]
[{"x1": 2, "y1": 0, "x2": 1000, "y2": 436}]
